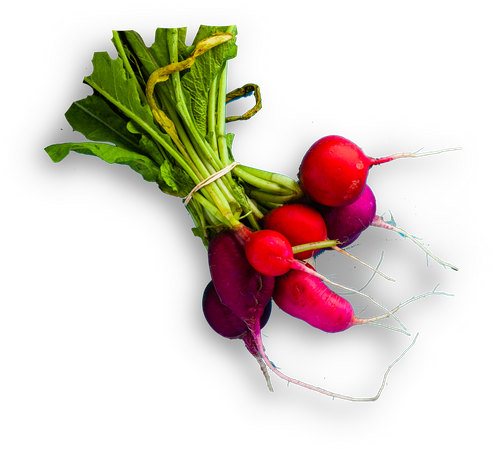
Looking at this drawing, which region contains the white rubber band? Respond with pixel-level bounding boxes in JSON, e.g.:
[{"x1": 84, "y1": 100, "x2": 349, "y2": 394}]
[{"x1": 183, "y1": 162, "x2": 240, "y2": 205}]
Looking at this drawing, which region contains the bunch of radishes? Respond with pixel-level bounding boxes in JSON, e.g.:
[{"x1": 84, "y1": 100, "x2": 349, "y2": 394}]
[{"x1": 202, "y1": 134, "x2": 458, "y2": 401}]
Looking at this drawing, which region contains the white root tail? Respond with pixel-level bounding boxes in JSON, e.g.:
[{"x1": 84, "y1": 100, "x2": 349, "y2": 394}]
[
  {"x1": 357, "y1": 284, "x2": 453, "y2": 325},
  {"x1": 371, "y1": 215, "x2": 459, "y2": 271},
  {"x1": 256, "y1": 332, "x2": 419, "y2": 402},
  {"x1": 333, "y1": 246, "x2": 395, "y2": 282},
  {"x1": 253, "y1": 353, "x2": 274, "y2": 392}
]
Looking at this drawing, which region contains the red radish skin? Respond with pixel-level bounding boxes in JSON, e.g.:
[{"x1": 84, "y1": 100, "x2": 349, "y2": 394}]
[
  {"x1": 243, "y1": 229, "x2": 295, "y2": 276},
  {"x1": 298, "y1": 135, "x2": 457, "y2": 207},
  {"x1": 263, "y1": 204, "x2": 328, "y2": 259},
  {"x1": 242, "y1": 227, "x2": 329, "y2": 278}
]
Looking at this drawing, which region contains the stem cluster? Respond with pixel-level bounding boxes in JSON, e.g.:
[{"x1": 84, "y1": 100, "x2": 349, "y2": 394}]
[{"x1": 113, "y1": 27, "x2": 303, "y2": 245}]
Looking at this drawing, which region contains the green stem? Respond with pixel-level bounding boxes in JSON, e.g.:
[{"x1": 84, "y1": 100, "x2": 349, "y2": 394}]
[
  {"x1": 233, "y1": 166, "x2": 295, "y2": 195},
  {"x1": 207, "y1": 74, "x2": 219, "y2": 155},
  {"x1": 217, "y1": 62, "x2": 231, "y2": 169},
  {"x1": 292, "y1": 240, "x2": 340, "y2": 254}
]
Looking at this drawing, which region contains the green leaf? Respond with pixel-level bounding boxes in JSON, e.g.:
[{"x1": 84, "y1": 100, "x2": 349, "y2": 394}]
[
  {"x1": 65, "y1": 94, "x2": 141, "y2": 152},
  {"x1": 84, "y1": 51, "x2": 156, "y2": 130},
  {"x1": 123, "y1": 30, "x2": 161, "y2": 77},
  {"x1": 180, "y1": 26, "x2": 238, "y2": 137},
  {"x1": 44, "y1": 142, "x2": 160, "y2": 182}
]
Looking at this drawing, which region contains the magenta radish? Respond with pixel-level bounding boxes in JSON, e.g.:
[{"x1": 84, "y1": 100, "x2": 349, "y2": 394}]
[
  {"x1": 298, "y1": 135, "x2": 458, "y2": 207},
  {"x1": 316, "y1": 184, "x2": 377, "y2": 248},
  {"x1": 262, "y1": 204, "x2": 328, "y2": 259},
  {"x1": 314, "y1": 185, "x2": 458, "y2": 271}
]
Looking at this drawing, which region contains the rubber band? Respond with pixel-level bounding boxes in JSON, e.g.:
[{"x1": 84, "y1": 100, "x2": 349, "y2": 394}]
[{"x1": 183, "y1": 162, "x2": 240, "y2": 205}]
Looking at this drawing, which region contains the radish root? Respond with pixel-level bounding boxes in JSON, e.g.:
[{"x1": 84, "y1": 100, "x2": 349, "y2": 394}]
[
  {"x1": 357, "y1": 284, "x2": 453, "y2": 326},
  {"x1": 333, "y1": 246, "x2": 395, "y2": 281},
  {"x1": 253, "y1": 329, "x2": 419, "y2": 402},
  {"x1": 371, "y1": 215, "x2": 459, "y2": 271},
  {"x1": 372, "y1": 146, "x2": 461, "y2": 165}
]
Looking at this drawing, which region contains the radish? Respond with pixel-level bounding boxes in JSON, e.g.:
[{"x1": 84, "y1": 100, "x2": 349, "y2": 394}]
[
  {"x1": 238, "y1": 225, "x2": 401, "y2": 326},
  {"x1": 316, "y1": 184, "x2": 377, "y2": 248},
  {"x1": 202, "y1": 280, "x2": 273, "y2": 390},
  {"x1": 272, "y1": 262, "x2": 399, "y2": 333},
  {"x1": 208, "y1": 229, "x2": 275, "y2": 329},
  {"x1": 298, "y1": 135, "x2": 459, "y2": 207},
  {"x1": 240, "y1": 226, "x2": 336, "y2": 277},
  {"x1": 314, "y1": 184, "x2": 458, "y2": 271},
  {"x1": 251, "y1": 261, "x2": 446, "y2": 401},
  {"x1": 262, "y1": 203, "x2": 328, "y2": 259}
]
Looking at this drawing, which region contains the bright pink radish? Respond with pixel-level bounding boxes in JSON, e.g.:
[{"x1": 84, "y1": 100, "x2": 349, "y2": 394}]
[
  {"x1": 272, "y1": 263, "x2": 442, "y2": 334},
  {"x1": 273, "y1": 262, "x2": 362, "y2": 333},
  {"x1": 263, "y1": 204, "x2": 328, "y2": 259},
  {"x1": 249, "y1": 261, "x2": 436, "y2": 401},
  {"x1": 298, "y1": 135, "x2": 456, "y2": 207},
  {"x1": 202, "y1": 280, "x2": 274, "y2": 390},
  {"x1": 316, "y1": 184, "x2": 377, "y2": 248}
]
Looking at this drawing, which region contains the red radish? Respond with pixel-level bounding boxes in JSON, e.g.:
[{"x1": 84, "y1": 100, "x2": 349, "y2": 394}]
[
  {"x1": 202, "y1": 280, "x2": 274, "y2": 390},
  {"x1": 240, "y1": 226, "x2": 334, "y2": 279},
  {"x1": 298, "y1": 135, "x2": 458, "y2": 207},
  {"x1": 263, "y1": 203, "x2": 328, "y2": 259}
]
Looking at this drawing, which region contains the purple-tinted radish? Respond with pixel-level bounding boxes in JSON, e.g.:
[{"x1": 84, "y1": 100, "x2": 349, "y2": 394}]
[
  {"x1": 314, "y1": 184, "x2": 458, "y2": 271},
  {"x1": 202, "y1": 280, "x2": 274, "y2": 390},
  {"x1": 316, "y1": 185, "x2": 377, "y2": 248},
  {"x1": 208, "y1": 229, "x2": 275, "y2": 329},
  {"x1": 203, "y1": 280, "x2": 271, "y2": 339}
]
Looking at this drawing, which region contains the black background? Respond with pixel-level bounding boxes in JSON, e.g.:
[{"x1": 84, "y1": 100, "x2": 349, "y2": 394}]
[{"x1": 33, "y1": 20, "x2": 471, "y2": 423}]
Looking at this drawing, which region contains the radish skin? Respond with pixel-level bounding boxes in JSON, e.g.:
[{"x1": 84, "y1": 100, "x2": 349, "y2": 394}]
[{"x1": 299, "y1": 135, "x2": 460, "y2": 207}]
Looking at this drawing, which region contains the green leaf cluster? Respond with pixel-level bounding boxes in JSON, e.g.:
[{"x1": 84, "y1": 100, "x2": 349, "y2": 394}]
[{"x1": 45, "y1": 26, "x2": 303, "y2": 245}]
